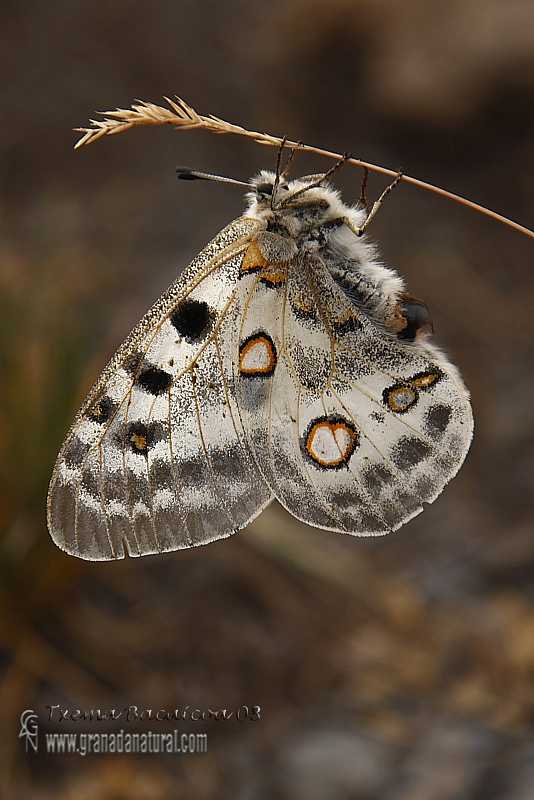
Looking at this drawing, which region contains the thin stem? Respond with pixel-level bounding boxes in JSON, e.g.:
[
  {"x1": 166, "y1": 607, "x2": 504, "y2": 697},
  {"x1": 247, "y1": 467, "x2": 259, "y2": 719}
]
[{"x1": 73, "y1": 97, "x2": 534, "y2": 240}]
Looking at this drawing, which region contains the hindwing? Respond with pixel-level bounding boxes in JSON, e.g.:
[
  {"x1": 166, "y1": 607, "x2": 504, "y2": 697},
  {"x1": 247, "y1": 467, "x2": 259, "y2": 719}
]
[{"x1": 236, "y1": 252, "x2": 473, "y2": 536}]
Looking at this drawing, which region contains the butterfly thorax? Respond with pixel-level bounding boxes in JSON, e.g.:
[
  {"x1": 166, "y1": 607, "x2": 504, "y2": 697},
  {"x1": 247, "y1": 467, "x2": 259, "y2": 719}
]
[{"x1": 242, "y1": 170, "x2": 414, "y2": 336}]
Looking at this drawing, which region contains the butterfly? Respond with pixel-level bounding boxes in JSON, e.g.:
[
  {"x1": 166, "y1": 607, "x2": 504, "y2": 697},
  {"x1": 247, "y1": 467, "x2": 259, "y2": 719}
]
[{"x1": 47, "y1": 156, "x2": 473, "y2": 560}]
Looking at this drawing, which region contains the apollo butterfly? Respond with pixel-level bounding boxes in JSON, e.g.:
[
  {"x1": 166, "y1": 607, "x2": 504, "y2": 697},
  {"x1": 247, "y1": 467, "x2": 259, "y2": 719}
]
[{"x1": 47, "y1": 158, "x2": 473, "y2": 560}]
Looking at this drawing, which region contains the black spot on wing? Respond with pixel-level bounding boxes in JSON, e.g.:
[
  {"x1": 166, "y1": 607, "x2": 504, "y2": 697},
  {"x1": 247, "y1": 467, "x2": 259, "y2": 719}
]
[
  {"x1": 87, "y1": 395, "x2": 118, "y2": 425},
  {"x1": 361, "y1": 463, "x2": 395, "y2": 494},
  {"x1": 123, "y1": 420, "x2": 168, "y2": 455},
  {"x1": 124, "y1": 421, "x2": 167, "y2": 455},
  {"x1": 289, "y1": 300, "x2": 319, "y2": 325},
  {"x1": 170, "y1": 299, "x2": 213, "y2": 341},
  {"x1": 391, "y1": 436, "x2": 432, "y2": 469},
  {"x1": 135, "y1": 366, "x2": 173, "y2": 395},
  {"x1": 123, "y1": 352, "x2": 144, "y2": 375},
  {"x1": 332, "y1": 315, "x2": 362, "y2": 337},
  {"x1": 126, "y1": 422, "x2": 149, "y2": 455},
  {"x1": 260, "y1": 276, "x2": 284, "y2": 289},
  {"x1": 425, "y1": 404, "x2": 452, "y2": 435}
]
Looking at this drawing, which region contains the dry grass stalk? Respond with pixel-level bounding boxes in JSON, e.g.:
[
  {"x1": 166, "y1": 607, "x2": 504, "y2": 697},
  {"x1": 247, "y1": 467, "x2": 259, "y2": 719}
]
[{"x1": 75, "y1": 96, "x2": 533, "y2": 239}]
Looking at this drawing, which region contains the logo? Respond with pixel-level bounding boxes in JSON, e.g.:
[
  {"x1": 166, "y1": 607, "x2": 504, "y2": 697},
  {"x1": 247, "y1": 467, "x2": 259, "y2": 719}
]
[{"x1": 19, "y1": 710, "x2": 38, "y2": 753}]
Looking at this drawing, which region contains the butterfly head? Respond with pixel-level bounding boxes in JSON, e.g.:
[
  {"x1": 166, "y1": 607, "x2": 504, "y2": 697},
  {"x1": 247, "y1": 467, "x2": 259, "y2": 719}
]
[{"x1": 246, "y1": 170, "x2": 365, "y2": 235}]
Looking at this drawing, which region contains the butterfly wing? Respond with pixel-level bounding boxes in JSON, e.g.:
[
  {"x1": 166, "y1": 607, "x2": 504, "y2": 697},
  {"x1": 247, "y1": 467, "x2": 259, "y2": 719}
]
[
  {"x1": 47, "y1": 217, "x2": 274, "y2": 560},
  {"x1": 236, "y1": 251, "x2": 473, "y2": 535}
]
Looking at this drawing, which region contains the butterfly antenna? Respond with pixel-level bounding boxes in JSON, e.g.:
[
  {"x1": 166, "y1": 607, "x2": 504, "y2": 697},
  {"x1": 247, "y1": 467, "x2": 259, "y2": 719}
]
[
  {"x1": 176, "y1": 167, "x2": 248, "y2": 187},
  {"x1": 281, "y1": 141, "x2": 302, "y2": 180}
]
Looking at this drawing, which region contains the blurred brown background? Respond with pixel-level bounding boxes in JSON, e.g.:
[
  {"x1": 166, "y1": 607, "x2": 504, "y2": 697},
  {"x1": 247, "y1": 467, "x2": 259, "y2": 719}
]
[{"x1": 1, "y1": 1, "x2": 534, "y2": 798}]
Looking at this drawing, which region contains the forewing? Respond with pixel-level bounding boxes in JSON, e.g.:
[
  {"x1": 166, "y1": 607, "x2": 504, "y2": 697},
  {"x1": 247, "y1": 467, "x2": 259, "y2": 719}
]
[
  {"x1": 237, "y1": 256, "x2": 473, "y2": 535},
  {"x1": 47, "y1": 218, "x2": 274, "y2": 560}
]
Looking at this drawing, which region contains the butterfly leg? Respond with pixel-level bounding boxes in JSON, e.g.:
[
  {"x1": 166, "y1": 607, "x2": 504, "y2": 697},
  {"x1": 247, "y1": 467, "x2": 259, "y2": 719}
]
[
  {"x1": 359, "y1": 166, "x2": 370, "y2": 214},
  {"x1": 354, "y1": 170, "x2": 403, "y2": 236}
]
